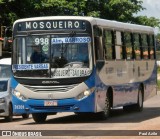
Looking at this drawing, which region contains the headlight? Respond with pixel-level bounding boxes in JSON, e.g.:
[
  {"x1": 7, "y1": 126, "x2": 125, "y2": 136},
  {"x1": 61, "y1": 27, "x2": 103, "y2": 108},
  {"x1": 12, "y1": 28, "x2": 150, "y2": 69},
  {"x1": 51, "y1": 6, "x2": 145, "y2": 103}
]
[
  {"x1": 0, "y1": 98, "x2": 5, "y2": 103},
  {"x1": 12, "y1": 89, "x2": 27, "y2": 100},
  {"x1": 76, "y1": 87, "x2": 95, "y2": 100}
]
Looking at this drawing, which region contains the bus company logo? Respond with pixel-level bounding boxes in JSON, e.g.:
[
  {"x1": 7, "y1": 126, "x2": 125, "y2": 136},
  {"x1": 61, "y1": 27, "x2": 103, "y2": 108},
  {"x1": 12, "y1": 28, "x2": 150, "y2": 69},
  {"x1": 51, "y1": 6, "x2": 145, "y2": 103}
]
[
  {"x1": 48, "y1": 93, "x2": 53, "y2": 99},
  {"x1": 42, "y1": 80, "x2": 59, "y2": 84}
]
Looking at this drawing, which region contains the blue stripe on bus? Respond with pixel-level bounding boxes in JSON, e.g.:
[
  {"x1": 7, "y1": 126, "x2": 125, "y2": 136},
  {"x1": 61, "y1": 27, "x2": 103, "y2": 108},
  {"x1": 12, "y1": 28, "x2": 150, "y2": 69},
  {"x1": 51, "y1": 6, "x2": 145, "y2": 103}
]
[
  {"x1": 11, "y1": 76, "x2": 18, "y2": 89},
  {"x1": 84, "y1": 67, "x2": 96, "y2": 88}
]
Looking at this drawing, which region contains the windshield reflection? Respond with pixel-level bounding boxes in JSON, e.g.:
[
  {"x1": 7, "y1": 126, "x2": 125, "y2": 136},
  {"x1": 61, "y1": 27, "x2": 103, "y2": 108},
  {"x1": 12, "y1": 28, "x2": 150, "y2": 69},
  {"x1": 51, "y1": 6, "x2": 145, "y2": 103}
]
[{"x1": 13, "y1": 35, "x2": 92, "y2": 78}]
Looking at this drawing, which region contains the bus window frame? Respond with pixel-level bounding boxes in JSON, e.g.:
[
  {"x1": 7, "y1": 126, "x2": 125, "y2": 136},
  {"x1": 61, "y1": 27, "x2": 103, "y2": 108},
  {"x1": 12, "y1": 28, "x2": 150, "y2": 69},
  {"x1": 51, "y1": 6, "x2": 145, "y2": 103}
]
[
  {"x1": 114, "y1": 30, "x2": 124, "y2": 60},
  {"x1": 121, "y1": 32, "x2": 126, "y2": 60},
  {"x1": 141, "y1": 34, "x2": 149, "y2": 60},
  {"x1": 93, "y1": 25, "x2": 104, "y2": 60},
  {"x1": 133, "y1": 33, "x2": 141, "y2": 60},
  {"x1": 124, "y1": 32, "x2": 133, "y2": 60},
  {"x1": 149, "y1": 34, "x2": 156, "y2": 60},
  {"x1": 103, "y1": 28, "x2": 115, "y2": 60}
]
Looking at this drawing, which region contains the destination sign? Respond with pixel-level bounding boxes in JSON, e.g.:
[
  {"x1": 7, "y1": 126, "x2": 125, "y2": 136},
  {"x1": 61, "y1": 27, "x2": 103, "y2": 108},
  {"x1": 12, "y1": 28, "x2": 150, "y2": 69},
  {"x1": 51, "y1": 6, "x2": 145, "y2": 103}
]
[
  {"x1": 51, "y1": 68, "x2": 91, "y2": 78},
  {"x1": 12, "y1": 63, "x2": 49, "y2": 71},
  {"x1": 52, "y1": 37, "x2": 91, "y2": 44},
  {"x1": 17, "y1": 20, "x2": 86, "y2": 31}
]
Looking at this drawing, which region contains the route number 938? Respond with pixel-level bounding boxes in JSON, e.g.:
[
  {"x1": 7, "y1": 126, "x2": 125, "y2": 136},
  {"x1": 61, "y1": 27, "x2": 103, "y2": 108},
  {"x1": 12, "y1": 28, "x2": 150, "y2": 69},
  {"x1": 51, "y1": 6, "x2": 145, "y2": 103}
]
[{"x1": 34, "y1": 38, "x2": 49, "y2": 46}]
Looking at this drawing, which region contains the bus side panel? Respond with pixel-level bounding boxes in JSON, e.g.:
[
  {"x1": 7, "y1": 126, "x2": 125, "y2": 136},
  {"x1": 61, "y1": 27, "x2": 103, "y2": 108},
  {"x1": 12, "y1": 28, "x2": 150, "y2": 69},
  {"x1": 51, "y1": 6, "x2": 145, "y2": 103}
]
[
  {"x1": 143, "y1": 63, "x2": 157, "y2": 101},
  {"x1": 95, "y1": 60, "x2": 156, "y2": 111}
]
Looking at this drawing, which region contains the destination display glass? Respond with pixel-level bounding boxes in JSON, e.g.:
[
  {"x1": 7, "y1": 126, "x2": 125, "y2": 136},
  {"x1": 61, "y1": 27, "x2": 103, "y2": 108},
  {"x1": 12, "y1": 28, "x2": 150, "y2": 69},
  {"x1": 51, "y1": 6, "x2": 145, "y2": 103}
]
[{"x1": 16, "y1": 20, "x2": 86, "y2": 31}]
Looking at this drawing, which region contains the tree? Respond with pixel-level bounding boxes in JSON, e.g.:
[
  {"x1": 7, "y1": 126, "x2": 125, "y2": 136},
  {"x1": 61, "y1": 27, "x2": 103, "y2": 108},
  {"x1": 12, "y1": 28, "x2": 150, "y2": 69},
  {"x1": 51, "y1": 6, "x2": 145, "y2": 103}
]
[
  {"x1": 0, "y1": 0, "x2": 160, "y2": 28},
  {"x1": 92, "y1": 0, "x2": 145, "y2": 22},
  {"x1": 133, "y1": 16, "x2": 160, "y2": 27}
]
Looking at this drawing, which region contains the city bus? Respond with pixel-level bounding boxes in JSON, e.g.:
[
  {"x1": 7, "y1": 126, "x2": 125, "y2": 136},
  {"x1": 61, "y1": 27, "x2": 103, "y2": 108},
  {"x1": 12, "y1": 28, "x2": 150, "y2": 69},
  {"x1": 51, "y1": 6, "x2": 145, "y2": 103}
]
[{"x1": 11, "y1": 16, "x2": 157, "y2": 123}]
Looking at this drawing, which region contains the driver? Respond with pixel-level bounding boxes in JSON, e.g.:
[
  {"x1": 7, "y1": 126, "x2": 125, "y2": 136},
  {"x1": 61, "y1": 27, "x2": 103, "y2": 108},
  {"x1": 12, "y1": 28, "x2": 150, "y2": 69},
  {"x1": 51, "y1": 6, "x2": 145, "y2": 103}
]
[{"x1": 30, "y1": 45, "x2": 48, "y2": 63}]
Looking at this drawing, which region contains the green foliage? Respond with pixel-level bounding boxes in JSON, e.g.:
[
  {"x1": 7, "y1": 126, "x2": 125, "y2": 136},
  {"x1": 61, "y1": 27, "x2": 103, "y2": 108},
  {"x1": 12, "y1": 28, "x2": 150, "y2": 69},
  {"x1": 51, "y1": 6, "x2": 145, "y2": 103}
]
[
  {"x1": 104, "y1": 0, "x2": 144, "y2": 21},
  {"x1": 133, "y1": 16, "x2": 160, "y2": 27},
  {"x1": 0, "y1": 0, "x2": 160, "y2": 28}
]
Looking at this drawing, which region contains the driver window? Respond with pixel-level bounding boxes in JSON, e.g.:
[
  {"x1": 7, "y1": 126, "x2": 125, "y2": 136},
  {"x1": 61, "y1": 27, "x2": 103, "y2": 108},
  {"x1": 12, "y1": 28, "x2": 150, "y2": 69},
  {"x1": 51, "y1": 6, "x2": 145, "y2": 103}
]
[
  {"x1": 13, "y1": 37, "x2": 25, "y2": 64},
  {"x1": 26, "y1": 36, "x2": 50, "y2": 64}
]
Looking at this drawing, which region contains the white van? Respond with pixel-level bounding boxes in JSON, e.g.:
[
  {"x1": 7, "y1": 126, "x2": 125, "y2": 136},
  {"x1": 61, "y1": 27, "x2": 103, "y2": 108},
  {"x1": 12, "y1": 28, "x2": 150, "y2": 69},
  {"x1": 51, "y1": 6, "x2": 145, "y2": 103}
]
[{"x1": 0, "y1": 58, "x2": 29, "y2": 122}]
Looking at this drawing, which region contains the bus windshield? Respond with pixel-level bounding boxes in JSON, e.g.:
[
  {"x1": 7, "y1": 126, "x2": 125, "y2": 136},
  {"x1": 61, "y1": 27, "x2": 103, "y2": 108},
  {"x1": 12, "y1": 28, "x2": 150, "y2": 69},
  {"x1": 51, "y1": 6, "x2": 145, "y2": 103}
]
[{"x1": 12, "y1": 34, "x2": 92, "y2": 79}]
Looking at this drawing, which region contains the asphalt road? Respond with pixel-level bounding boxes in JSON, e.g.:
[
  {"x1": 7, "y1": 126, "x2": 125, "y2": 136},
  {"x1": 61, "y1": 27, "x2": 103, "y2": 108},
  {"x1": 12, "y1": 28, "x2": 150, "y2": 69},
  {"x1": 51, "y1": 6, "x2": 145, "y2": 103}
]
[{"x1": 0, "y1": 92, "x2": 160, "y2": 139}]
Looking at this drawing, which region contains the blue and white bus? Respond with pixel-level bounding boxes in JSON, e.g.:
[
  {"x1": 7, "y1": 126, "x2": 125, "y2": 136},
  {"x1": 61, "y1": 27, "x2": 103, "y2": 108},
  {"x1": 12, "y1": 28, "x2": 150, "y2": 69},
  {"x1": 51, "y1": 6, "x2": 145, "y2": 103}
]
[{"x1": 11, "y1": 16, "x2": 157, "y2": 123}]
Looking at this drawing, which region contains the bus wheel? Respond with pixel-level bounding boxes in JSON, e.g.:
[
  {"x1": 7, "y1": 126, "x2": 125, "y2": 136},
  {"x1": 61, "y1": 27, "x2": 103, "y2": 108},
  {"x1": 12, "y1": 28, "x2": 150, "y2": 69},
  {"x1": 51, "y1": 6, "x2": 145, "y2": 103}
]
[
  {"x1": 5, "y1": 104, "x2": 13, "y2": 122},
  {"x1": 98, "y1": 93, "x2": 111, "y2": 120},
  {"x1": 22, "y1": 114, "x2": 29, "y2": 119},
  {"x1": 32, "y1": 113, "x2": 47, "y2": 123},
  {"x1": 135, "y1": 86, "x2": 143, "y2": 112}
]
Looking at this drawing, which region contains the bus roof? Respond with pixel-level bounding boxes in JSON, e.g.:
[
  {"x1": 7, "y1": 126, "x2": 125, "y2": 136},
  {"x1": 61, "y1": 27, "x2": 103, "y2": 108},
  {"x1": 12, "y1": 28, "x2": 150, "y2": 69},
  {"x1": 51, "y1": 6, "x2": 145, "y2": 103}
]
[{"x1": 13, "y1": 16, "x2": 155, "y2": 34}]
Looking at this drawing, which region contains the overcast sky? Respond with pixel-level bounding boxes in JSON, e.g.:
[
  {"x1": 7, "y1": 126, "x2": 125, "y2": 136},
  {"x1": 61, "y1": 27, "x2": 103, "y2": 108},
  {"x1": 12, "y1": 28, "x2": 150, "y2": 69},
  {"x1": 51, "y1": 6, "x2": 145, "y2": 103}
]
[{"x1": 137, "y1": 0, "x2": 160, "y2": 19}]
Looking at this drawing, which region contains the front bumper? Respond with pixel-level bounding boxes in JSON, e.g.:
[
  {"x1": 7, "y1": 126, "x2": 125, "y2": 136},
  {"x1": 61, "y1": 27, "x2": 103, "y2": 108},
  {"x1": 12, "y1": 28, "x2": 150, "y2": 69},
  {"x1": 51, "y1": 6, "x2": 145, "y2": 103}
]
[{"x1": 12, "y1": 93, "x2": 95, "y2": 114}]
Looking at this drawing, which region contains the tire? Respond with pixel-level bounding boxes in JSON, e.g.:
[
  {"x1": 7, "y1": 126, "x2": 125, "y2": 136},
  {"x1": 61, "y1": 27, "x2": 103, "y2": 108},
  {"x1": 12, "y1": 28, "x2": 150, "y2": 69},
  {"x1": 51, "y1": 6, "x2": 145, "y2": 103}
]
[
  {"x1": 135, "y1": 86, "x2": 143, "y2": 112},
  {"x1": 98, "y1": 93, "x2": 111, "y2": 120},
  {"x1": 5, "y1": 104, "x2": 13, "y2": 122},
  {"x1": 32, "y1": 113, "x2": 47, "y2": 123},
  {"x1": 22, "y1": 114, "x2": 29, "y2": 119}
]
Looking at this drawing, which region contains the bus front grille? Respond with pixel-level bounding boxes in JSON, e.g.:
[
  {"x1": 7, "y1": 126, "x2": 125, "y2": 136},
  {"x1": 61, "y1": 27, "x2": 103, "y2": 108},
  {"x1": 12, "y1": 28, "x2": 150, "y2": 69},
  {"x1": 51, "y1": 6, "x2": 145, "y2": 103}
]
[{"x1": 23, "y1": 84, "x2": 78, "y2": 93}]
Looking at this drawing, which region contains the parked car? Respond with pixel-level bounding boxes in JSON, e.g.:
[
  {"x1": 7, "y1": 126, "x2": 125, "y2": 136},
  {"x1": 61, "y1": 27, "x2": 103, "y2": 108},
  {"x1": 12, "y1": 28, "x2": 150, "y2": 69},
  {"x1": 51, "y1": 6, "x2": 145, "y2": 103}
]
[{"x1": 0, "y1": 58, "x2": 29, "y2": 122}]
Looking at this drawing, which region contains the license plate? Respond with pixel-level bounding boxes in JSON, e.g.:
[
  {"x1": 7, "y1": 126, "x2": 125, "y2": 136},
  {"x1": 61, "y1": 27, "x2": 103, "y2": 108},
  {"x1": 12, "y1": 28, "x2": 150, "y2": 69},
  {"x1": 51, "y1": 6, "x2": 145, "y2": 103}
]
[{"x1": 44, "y1": 101, "x2": 57, "y2": 106}]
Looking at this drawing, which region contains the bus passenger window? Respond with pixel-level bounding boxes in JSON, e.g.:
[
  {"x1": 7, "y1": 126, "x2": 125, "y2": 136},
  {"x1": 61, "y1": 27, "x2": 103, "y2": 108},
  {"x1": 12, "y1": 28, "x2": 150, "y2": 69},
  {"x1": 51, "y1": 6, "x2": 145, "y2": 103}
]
[
  {"x1": 134, "y1": 34, "x2": 141, "y2": 60},
  {"x1": 142, "y1": 34, "x2": 149, "y2": 60},
  {"x1": 115, "y1": 31, "x2": 123, "y2": 60},
  {"x1": 104, "y1": 30, "x2": 114, "y2": 60},
  {"x1": 94, "y1": 26, "x2": 103, "y2": 60},
  {"x1": 124, "y1": 32, "x2": 132, "y2": 60},
  {"x1": 149, "y1": 35, "x2": 155, "y2": 59}
]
